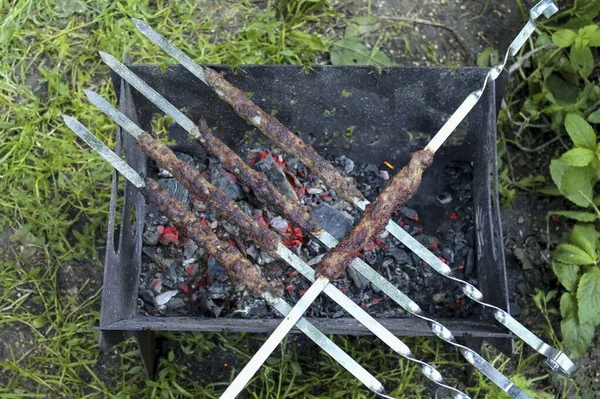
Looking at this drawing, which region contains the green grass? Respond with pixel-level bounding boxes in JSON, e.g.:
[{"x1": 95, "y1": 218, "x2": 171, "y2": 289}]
[{"x1": 0, "y1": 0, "x2": 580, "y2": 397}]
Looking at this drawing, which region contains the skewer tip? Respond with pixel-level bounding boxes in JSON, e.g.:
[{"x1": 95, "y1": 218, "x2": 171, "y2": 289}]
[
  {"x1": 131, "y1": 18, "x2": 148, "y2": 31},
  {"x1": 61, "y1": 114, "x2": 78, "y2": 128},
  {"x1": 83, "y1": 88, "x2": 100, "y2": 100},
  {"x1": 98, "y1": 51, "x2": 117, "y2": 65}
]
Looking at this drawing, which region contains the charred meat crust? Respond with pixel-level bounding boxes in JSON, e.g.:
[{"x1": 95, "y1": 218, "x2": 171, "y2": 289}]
[
  {"x1": 143, "y1": 179, "x2": 275, "y2": 297},
  {"x1": 138, "y1": 132, "x2": 280, "y2": 254},
  {"x1": 204, "y1": 67, "x2": 364, "y2": 203},
  {"x1": 315, "y1": 150, "x2": 434, "y2": 280},
  {"x1": 195, "y1": 119, "x2": 321, "y2": 234}
]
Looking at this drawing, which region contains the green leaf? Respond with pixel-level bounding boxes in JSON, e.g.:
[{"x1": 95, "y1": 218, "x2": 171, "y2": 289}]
[
  {"x1": 577, "y1": 268, "x2": 600, "y2": 325},
  {"x1": 560, "y1": 292, "x2": 577, "y2": 319},
  {"x1": 579, "y1": 25, "x2": 600, "y2": 46},
  {"x1": 570, "y1": 37, "x2": 594, "y2": 77},
  {"x1": 571, "y1": 224, "x2": 600, "y2": 260},
  {"x1": 553, "y1": 261, "x2": 580, "y2": 292},
  {"x1": 345, "y1": 16, "x2": 381, "y2": 37},
  {"x1": 559, "y1": 164, "x2": 596, "y2": 207},
  {"x1": 552, "y1": 29, "x2": 577, "y2": 48},
  {"x1": 588, "y1": 109, "x2": 600, "y2": 124},
  {"x1": 565, "y1": 113, "x2": 596, "y2": 150},
  {"x1": 560, "y1": 148, "x2": 595, "y2": 166},
  {"x1": 330, "y1": 37, "x2": 393, "y2": 66},
  {"x1": 0, "y1": 21, "x2": 17, "y2": 46},
  {"x1": 476, "y1": 47, "x2": 499, "y2": 67},
  {"x1": 549, "y1": 211, "x2": 598, "y2": 222},
  {"x1": 553, "y1": 243, "x2": 595, "y2": 265},
  {"x1": 561, "y1": 315, "x2": 594, "y2": 358}
]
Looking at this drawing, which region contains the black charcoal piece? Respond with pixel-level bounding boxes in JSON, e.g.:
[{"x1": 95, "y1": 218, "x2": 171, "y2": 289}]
[
  {"x1": 254, "y1": 154, "x2": 297, "y2": 200},
  {"x1": 312, "y1": 203, "x2": 354, "y2": 241}
]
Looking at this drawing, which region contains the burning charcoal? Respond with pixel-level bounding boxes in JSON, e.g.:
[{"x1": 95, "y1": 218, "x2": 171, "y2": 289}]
[
  {"x1": 432, "y1": 293, "x2": 445, "y2": 305},
  {"x1": 340, "y1": 156, "x2": 355, "y2": 174},
  {"x1": 258, "y1": 251, "x2": 276, "y2": 265},
  {"x1": 311, "y1": 203, "x2": 354, "y2": 241},
  {"x1": 209, "y1": 257, "x2": 228, "y2": 282},
  {"x1": 465, "y1": 248, "x2": 475, "y2": 276},
  {"x1": 254, "y1": 154, "x2": 297, "y2": 200},
  {"x1": 159, "y1": 227, "x2": 179, "y2": 245},
  {"x1": 222, "y1": 220, "x2": 240, "y2": 236},
  {"x1": 389, "y1": 247, "x2": 410, "y2": 264},
  {"x1": 246, "y1": 245, "x2": 259, "y2": 260},
  {"x1": 142, "y1": 246, "x2": 157, "y2": 258},
  {"x1": 378, "y1": 170, "x2": 389, "y2": 180},
  {"x1": 143, "y1": 225, "x2": 162, "y2": 246},
  {"x1": 364, "y1": 164, "x2": 379, "y2": 174},
  {"x1": 154, "y1": 254, "x2": 175, "y2": 270},
  {"x1": 348, "y1": 266, "x2": 368, "y2": 290},
  {"x1": 205, "y1": 297, "x2": 224, "y2": 317},
  {"x1": 209, "y1": 159, "x2": 243, "y2": 200},
  {"x1": 307, "y1": 187, "x2": 324, "y2": 194},
  {"x1": 399, "y1": 207, "x2": 418, "y2": 220},
  {"x1": 442, "y1": 247, "x2": 455, "y2": 264},
  {"x1": 235, "y1": 300, "x2": 269, "y2": 318},
  {"x1": 155, "y1": 290, "x2": 178, "y2": 306},
  {"x1": 437, "y1": 192, "x2": 453, "y2": 205},
  {"x1": 139, "y1": 289, "x2": 155, "y2": 306},
  {"x1": 158, "y1": 177, "x2": 189, "y2": 204},
  {"x1": 183, "y1": 239, "x2": 198, "y2": 258},
  {"x1": 270, "y1": 216, "x2": 288, "y2": 234},
  {"x1": 167, "y1": 297, "x2": 187, "y2": 311}
]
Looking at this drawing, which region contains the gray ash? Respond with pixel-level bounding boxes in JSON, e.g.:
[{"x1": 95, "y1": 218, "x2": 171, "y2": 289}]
[{"x1": 138, "y1": 148, "x2": 479, "y2": 321}]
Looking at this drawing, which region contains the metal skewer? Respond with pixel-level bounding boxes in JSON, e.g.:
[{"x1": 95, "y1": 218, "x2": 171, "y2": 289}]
[
  {"x1": 131, "y1": 0, "x2": 573, "y2": 378},
  {"x1": 85, "y1": 89, "x2": 472, "y2": 399},
  {"x1": 62, "y1": 114, "x2": 391, "y2": 399}
]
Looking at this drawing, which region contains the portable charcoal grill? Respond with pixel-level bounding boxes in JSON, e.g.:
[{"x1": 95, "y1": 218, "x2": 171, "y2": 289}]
[
  {"x1": 64, "y1": 1, "x2": 575, "y2": 397},
  {"x1": 99, "y1": 63, "x2": 510, "y2": 362}
]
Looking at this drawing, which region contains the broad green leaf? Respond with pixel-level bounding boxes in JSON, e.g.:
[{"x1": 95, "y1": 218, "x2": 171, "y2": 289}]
[
  {"x1": 330, "y1": 37, "x2": 393, "y2": 66},
  {"x1": 579, "y1": 25, "x2": 600, "y2": 46},
  {"x1": 570, "y1": 37, "x2": 594, "y2": 77},
  {"x1": 550, "y1": 159, "x2": 568, "y2": 191},
  {"x1": 544, "y1": 74, "x2": 579, "y2": 105},
  {"x1": 561, "y1": 315, "x2": 594, "y2": 358},
  {"x1": 588, "y1": 109, "x2": 600, "y2": 124},
  {"x1": 553, "y1": 243, "x2": 595, "y2": 265},
  {"x1": 345, "y1": 16, "x2": 381, "y2": 37},
  {"x1": 559, "y1": 164, "x2": 596, "y2": 207},
  {"x1": 552, "y1": 29, "x2": 577, "y2": 48},
  {"x1": 553, "y1": 261, "x2": 580, "y2": 292},
  {"x1": 549, "y1": 211, "x2": 597, "y2": 222},
  {"x1": 571, "y1": 224, "x2": 600, "y2": 260},
  {"x1": 560, "y1": 292, "x2": 577, "y2": 318},
  {"x1": 0, "y1": 21, "x2": 17, "y2": 46},
  {"x1": 577, "y1": 268, "x2": 600, "y2": 325},
  {"x1": 560, "y1": 148, "x2": 595, "y2": 166},
  {"x1": 565, "y1": 113, "x2": 596, "y2": 150},
  {"x1": 288, "y1": 31, "x2": 328, "y2": 51}
]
